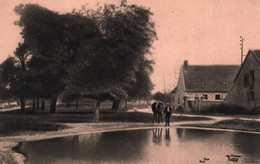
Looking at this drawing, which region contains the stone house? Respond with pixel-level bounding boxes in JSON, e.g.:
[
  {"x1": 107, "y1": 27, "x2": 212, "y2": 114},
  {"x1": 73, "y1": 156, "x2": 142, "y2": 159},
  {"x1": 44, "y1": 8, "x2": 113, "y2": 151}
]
[
  {"x1": 225, "y1": 50, "x2": 260, "y2": 110},
  {"x1": 172, "y1": 60, "x2": 240, "y2": 111}
]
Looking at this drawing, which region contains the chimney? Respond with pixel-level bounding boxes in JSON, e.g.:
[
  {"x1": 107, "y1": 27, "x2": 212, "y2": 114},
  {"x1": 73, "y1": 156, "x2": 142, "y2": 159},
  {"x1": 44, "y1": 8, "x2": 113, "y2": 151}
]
[{"x1": 184, "y1": 60, "x2": 188, "y2": 70}]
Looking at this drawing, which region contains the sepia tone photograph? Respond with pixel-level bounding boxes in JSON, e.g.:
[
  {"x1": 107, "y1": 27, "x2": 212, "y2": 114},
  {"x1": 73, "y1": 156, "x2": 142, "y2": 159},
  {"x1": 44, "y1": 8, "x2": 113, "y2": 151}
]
[{"x1": 0, "y1": 0, "x2": 260, "y2": 163}]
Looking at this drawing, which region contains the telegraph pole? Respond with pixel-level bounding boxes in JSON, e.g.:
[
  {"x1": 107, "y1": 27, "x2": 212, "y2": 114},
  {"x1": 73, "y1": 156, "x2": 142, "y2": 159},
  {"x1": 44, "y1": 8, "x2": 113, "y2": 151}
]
[{"x1": 240, "y1": 36, "x2": 244, "y2": 65}]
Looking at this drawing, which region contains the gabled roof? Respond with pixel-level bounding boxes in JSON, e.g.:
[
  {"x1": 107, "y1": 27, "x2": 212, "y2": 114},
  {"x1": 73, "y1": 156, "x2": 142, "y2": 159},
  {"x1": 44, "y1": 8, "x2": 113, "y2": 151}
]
[
  {"x1": 251, "y1": 50, "x2": 260, "y2": 64},
  {"x1": 170, "y1": 86, "x2": 177, "y2": 94},
  {"x1": 183, "y1": 65, "x2": 240, "y2": 92},
  {"x1": 233, "y1": 49, "x2": 260, "y2": 82}
]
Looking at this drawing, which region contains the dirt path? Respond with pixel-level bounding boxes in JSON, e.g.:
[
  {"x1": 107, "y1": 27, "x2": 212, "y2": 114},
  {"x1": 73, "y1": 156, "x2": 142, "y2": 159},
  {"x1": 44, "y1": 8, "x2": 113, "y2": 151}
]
[
  {"x1": 0, "y1": 106, "x2": 22, "y2": 112},
  {"x1": 135, "y1": 107, "x2": 260, "y2": 122}
]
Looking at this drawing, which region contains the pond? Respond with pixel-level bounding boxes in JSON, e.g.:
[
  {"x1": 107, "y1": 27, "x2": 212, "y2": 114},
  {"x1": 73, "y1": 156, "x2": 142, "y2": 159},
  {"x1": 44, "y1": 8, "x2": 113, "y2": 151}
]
[{"x1": 18, "y1": 128, "x2": 260, "y2": 164}]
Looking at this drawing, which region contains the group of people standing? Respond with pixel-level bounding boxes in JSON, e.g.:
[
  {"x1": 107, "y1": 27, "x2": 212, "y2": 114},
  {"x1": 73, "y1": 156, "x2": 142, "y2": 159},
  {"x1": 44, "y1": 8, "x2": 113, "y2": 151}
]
[{"x1": 151, "y1": 101, "x2": 172, "y2": 126}]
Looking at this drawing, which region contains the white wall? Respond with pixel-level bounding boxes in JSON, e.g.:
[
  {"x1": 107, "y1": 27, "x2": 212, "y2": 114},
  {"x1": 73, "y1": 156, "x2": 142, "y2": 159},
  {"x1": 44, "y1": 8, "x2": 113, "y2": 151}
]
[{"x1": 186, "y1": 92, "x2": 227, "y2": 101}]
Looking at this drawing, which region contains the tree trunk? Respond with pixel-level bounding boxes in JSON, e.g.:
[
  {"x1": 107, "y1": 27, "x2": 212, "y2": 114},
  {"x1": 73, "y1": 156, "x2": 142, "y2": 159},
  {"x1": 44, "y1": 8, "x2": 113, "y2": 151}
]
[
  {"x1": 112, "y1": 99, "x2": 121, "y2": 112},
  {"x1": 41, "y1": 100, "x2": 45, "y2": 110},
  {"x1": 125, "y1": 99, "x2": 128, "y2": 108},
  {"x1": 50, "y1": 96, "x2": 57, "y2": 114},
  {"x1": 94, "y1": 101, "x2": 100, "y2": 122},
  {"x1": 20, "y1": 96, "x2": 25, "y2": 113},
  {"x1": 36, "y1": 97, "x2": 40, "y2": 110},
  {"x1": 75, "y1": 98, "x2": 78, "y2": 110},
  {"x1": 32, "y1": 98, "x2": 36, "y2": 112}
]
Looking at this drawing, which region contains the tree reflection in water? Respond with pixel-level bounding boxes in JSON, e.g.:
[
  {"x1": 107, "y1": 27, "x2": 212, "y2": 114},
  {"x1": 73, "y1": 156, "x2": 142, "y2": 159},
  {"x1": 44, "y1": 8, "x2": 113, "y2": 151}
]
[
  {"x1": 19, "y1": 128, "x2": 260, "y2": 164},
  {"x1": 176, "y1": 128, "x2": 214, "y2": 142},
  {"x1": 176, "y1": 128, "x2": 185, "y2": 139},
  {"x1": 20, "y1": 130, "x2": 149, "y2": 164}
]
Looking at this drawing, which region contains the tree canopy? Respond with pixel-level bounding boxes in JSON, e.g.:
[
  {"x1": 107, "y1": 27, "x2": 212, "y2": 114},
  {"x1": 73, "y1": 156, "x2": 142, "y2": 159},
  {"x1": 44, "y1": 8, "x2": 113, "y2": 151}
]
[
  {"x1": 76, "y1": 2, "x2": 156, "y2": 101},
  {"x1": 153, "y1": 92, "x2": 171, "y2": 103},
  {"x1": 3, "y1": 1, "x2": 157, "y2": 115}
]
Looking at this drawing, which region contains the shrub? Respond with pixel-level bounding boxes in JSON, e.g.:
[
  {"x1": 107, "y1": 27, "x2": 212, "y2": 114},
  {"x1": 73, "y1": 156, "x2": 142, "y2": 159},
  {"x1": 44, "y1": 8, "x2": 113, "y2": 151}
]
[
  {"x1": 199, "y1": 103, "x2": 249, "y2": 115},
  {"x1": 250, "y1": 106, "x2": 260, "y2": 114},
  {"x1": 176, "y1": 105, "x2": 184, "y2": 114}
]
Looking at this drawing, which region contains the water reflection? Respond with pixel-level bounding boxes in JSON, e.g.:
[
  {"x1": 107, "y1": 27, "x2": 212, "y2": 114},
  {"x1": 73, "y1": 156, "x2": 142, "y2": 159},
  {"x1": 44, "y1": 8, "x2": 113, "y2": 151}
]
[
  {"x1": 92, "y1": 130, "x2": 149, "y2": 161},
  {"x1": 152, "y1": 128, "x2": 171, "y2": 147},
  {"x1": 19, "y1": 128, "x2": 260, "y2": 164},
  {"x1": 152, "y1": 128, "x2": 162, "y2": 145},
  {"x1": 164, "y1": 128, "x2": 171, "y2": 147},
  {"x1": 21, "y1": 130, "x2": 150, "y2": 164},
  {"x1": 176, "y1": 128, "x2": 185, "y2": 139},
  {"x1": 233, "y1": 132, "x2": 260, "y2": 163},
  {"x1": 176, "y1": 128, "x2": 214, "y2": 142},
  {"x1": 72, "y1": 135, "x2": 79, "y2": 145}
]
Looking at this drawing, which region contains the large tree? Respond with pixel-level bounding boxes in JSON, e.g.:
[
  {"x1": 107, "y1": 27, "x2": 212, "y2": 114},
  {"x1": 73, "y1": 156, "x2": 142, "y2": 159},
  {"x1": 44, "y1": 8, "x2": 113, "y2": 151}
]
[
  {"x1": 14, "y1": 4, "x2": 66, "y2": 113},
  {"x1": 13, "y1": 1, "x2": 156, "y2": 117},
  {"x1": 14, "y1": 4, "x2": 101, "y2": 113},
  {"x1": 76, "y1": 1, "x2": 157, "y2": 113},
  {"x1": 127, "y1": 59, "x2": 154, "y2": 100},
  {"x1": 0, "y1": 57, "x2": 18, "y2": 103},
  {"x1": 0, "y1": 55, "x2": 30, "y2": 112}
]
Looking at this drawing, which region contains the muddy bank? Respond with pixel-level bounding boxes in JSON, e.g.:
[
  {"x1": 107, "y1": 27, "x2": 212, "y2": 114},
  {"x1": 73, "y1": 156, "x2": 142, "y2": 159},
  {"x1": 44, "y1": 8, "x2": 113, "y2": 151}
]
[
  {"x1": 0, "y1": 110, "x2": 214, "y2": 164},
  {"x1": 0, "y1": 122, "x2": 159, "y2": 164},
  {"x1": 0, "y1": 120, "x2": 217, "y2": 164},
  {"x1": 4, "y1": 118, "x2": 260, "y2": 164},
  {"x1": 181, "y1": 119, "x2": 260, "y2": 133}
]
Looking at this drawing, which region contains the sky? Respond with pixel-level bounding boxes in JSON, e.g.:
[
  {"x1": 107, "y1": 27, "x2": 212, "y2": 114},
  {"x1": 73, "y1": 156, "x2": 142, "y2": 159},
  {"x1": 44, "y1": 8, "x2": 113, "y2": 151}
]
[{"x1": 1, "y1": 0, "x2": 260, "y2": 93}]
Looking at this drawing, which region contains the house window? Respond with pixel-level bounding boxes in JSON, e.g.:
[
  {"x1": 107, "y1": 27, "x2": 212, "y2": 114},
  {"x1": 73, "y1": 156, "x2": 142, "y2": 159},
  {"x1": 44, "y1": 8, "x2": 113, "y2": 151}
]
[
  {"x1": 250, "y1": 70, "x2": 255, "y2": 89},
  {"x1": 215, "y1": 95, "x2": 221, "y2": 100},
  {"x1": 244, "y1": 73, "x2": 249, "y2": 88},
  {"x1": 202, "y1": 94, "x2": 208, "y2": 100}
]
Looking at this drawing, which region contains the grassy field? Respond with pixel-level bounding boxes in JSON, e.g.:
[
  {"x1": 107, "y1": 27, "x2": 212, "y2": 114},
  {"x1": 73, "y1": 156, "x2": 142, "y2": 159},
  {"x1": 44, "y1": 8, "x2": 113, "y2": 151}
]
[
  {"x1": 181, "y1": 119, "x2": 260, "y2": 132},
  {"x1": 0, "y1": 108, "x2": 212, "y2": 136}
]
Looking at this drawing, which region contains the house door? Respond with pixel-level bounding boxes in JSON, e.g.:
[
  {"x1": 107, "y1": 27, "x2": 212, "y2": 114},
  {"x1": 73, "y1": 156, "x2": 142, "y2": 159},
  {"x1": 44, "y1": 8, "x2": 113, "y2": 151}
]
[
  {"x1": 187, "y1": 100, "x2": 192, "y2": 110},
  {"x1": 249, "y1": 91, "x2": 255, "y2": 109}
]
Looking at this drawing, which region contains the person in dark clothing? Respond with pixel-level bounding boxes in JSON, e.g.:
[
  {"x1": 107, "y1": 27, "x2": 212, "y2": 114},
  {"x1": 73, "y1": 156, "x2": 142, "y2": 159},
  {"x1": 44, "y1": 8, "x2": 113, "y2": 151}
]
[
  {"x1": 151, "y1": 102, "x2": 158, "y2": 123},
  {"x1": 157, "y1": 102, "x2": 164, "y2": 123},
  {"x1": 164, "y1": 103, "x2": 172, "y2": 126}
]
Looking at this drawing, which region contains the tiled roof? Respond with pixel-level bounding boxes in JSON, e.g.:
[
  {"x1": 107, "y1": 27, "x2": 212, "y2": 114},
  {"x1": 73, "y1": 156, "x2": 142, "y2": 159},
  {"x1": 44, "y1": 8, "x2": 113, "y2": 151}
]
[{"x1": 183, "y1": 65, "x2": 240, "y2": 92}]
